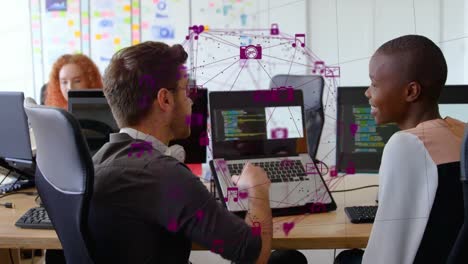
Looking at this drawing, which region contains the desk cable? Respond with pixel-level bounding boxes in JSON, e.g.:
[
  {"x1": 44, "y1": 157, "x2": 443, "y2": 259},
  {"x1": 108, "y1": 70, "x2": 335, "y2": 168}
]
[{"x1": 331, "y1": 185, "x2": 379, "y2": 193}]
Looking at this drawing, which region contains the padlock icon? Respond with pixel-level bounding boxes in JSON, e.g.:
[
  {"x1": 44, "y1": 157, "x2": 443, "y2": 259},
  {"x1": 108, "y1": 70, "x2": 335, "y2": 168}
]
[
  {"x1": 199, "y1": 131, "x2": 209, "y2": 146},
  {"x1": 270, "y1": 23, "x2": 279, "y2": 35},
  {"x1": 251, "y1": 221, "x2": 261, "y2": 236}
]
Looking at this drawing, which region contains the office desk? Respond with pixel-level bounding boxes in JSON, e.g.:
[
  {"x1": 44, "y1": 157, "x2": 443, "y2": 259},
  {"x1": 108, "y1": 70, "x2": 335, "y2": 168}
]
[{"x1": 0, "y1": 174, "x2": 378, "y2": 260}]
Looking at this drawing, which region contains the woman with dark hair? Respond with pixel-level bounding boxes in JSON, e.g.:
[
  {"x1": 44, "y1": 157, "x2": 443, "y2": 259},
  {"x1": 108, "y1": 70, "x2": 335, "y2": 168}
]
[{"x1": 45, "y1": 54, "x2": 103, "y2": 109}]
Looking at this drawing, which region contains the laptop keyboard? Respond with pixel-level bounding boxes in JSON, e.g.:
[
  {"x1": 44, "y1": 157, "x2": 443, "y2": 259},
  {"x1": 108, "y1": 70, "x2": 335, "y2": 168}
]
[{"x1": 227, "y1": 160, "x2": 308, "y2": 183}]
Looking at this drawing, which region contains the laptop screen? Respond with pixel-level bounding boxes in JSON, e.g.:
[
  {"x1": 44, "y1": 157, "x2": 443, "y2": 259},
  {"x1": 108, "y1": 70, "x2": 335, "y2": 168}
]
[{"x1": 210, "y1": 90, "x2": 306, "y2": 160}]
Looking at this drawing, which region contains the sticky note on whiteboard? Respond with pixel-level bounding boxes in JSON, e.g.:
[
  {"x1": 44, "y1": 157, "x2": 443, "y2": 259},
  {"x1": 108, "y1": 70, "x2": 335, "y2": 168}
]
[
  {"x1": 74, "y1": 31, "x2": 80, "y2": 38},
  {"x1": 95, "y1": 34, "x2": 102, "y2": 40},
  {"x1": 114, "y1": 38, "x2": 121, "y2": 45}
]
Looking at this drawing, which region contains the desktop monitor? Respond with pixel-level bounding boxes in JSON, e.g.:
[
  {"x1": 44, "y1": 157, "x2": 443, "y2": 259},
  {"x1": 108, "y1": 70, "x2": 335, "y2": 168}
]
[
  {"x1": 68, "y1": 89, "x2": 208, "y2": 163},
  {"x1": 0, "y1": 92, "x2": 35, "y2": 178},
  {"x1": 337, "y1": 85, "x2": 468, "y2": 173}
]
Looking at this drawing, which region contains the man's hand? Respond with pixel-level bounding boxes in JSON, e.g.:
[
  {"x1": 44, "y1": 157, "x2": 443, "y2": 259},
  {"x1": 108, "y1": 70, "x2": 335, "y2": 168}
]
[{"x1": 231, "y1": 162, "x2": 270, "y2": 195}]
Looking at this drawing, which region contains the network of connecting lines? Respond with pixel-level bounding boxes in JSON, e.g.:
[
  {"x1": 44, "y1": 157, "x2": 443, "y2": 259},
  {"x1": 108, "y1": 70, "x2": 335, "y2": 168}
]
[{"x1": 176, "y1": 25, "x2": 362, "y2": 231}]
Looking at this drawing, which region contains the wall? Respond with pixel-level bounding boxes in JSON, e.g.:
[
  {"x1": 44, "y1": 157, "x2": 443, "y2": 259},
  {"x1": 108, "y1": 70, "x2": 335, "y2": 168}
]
[{"x1": 0, "y1": 0, "x2": 34, "y2": 98}]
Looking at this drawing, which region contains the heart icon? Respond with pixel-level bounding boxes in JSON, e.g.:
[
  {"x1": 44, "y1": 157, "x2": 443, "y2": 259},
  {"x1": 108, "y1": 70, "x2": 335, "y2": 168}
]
[{"x1": 282, "y1": 222, "x2": 295, "y2": 236}]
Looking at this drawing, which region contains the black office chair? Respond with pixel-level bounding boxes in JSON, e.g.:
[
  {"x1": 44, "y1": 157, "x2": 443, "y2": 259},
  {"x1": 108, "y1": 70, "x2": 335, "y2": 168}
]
[
  {"x1": 447, "y1": 125, "x2": 468, "y2": 264},
  {"x1": 269, "y1": 75, "x2": 325, "y2": 160},
  {"x1": 23, "y1": 98, "x2": 95, "y2": 264},
  {"x1": 40, "y1": 83, "x2": 48, "y2": 105}
]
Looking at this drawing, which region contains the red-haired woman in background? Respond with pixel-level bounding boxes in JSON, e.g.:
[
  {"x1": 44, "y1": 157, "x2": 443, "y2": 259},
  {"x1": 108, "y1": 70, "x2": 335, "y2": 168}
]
[{"x1": 45, "y1": 54, "x2": 103, "y2": 109}]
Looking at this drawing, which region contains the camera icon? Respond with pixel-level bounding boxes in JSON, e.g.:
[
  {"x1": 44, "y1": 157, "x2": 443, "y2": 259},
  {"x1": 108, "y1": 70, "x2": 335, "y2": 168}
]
[
  {"x1": 152, "y1": 25, "x2": 175, "y2": 39},
  {"x1": 240, "y1": 45, "x2": 262, "y2": 60}
]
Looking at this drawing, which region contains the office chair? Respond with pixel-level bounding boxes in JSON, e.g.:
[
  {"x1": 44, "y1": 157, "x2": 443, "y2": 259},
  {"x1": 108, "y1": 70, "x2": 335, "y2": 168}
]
[
  {"x1": 40, "y1": 83, "x2": 48, "y2": 105},
  {"x1": 23, "y1": 98, "x2": 95, "y2": 264},
  {"x1": 447, "y1": 125, "x2": 468, "y2": 264},
  {"x1": 269, "y1": 74, "x2": 325, "y2": 160}
]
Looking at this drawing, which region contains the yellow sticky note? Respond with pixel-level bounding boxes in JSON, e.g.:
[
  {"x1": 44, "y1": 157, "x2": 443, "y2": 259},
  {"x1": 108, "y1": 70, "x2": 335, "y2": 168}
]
[
  {"x1": 114, "y1": 38, "x2": 121, "y2": 45},
  {"x1": 74, "y1": 31, "x2": 80, "y2": 38},
  {"x1": 132, "y1": 24, "x2": 139, "y2": 30},
  {"x1": 68, "y1": 20, "x2": 74, "y2": 27},
  {"x1": 96, "y1": 34, "x2": 102, "y2": 40},
  {"x1": 132, "y1": 40, "x2": 140, "y2": 45},
  {"x1": 204, "y1": 25, "x2": 210, "y2": 31},
  {"x1": 123, "y1": 5, "x2": 131, "y2": 11}
]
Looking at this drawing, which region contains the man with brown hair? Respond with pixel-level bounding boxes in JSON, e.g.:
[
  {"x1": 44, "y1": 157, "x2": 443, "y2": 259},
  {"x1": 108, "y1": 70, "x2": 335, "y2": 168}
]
[{"x1": 88, "y1": 41, "x2": 273, "y2": 263}]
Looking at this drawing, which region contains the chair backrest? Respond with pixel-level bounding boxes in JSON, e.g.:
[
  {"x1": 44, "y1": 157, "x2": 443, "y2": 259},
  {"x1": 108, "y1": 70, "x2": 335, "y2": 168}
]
[
  {"x1": 447, "y1": 124, "x2": 468, "y2": 264},
  {"x1": 40, "y1": 83, "x2": 48, "y2": 105},
  {"x1": 269, "y1": 75, "x2": 324, "y2": 160},
  {"x1": 23, "y1": 97, "x2": 94, "y2": 264}
]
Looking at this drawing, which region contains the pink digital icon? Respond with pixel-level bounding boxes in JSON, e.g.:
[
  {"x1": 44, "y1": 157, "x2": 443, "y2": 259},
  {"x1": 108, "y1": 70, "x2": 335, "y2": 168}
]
[
  {"x1": 349, "y1": 123, "x2": 359, "y2": 137},
  {"x1": 310, "y1": 202, "x2": 327, "y2": 213},
  {"x1": 282, "y1": 222, "x2": 295, "y2": 236},
  {"x1": 128, "y1": 141, "x2": 153, "y2": 158},
  {"x1": 185, "y1": 25, "x2": 204, "y2": 40},
  {"x1": 167, "y1": 218, "x2": 178, "y2": 232},
  {"x1": 176, "y1": 65, "x2": 188, "y2": 80},
  {"x1": 211, "y1": 239, "x2": 224, "y2": 254},
  {"x1": 280, "y1": 159, "x2": 294, "y2": 168},
  {"x1": 346, "y1": 161, "x2": 356, "y2": 175},
  {"x1": 239, "y1": 191, "x2": 248, "y2": 200},
  {"x1": 271, "y1": 86, "x2": 294, "y2": 102},
  {"x1": 305, "y1": 162, "x2": 318, "y2": 175},
  {"x1": 240, "y1": 45, "x2": 262, "y2": 60},
  {"x1": 325, "y1": 66, "x2": 341, "y2": 78},
  {"x1": 195, "y1": 209, "x2": 204, "y2": 221},
  {"x1": 292, "y1": 33, "x2": 305, "y2": 47},
  {"x1": 251, "y1": 222, "x2": 261, "y2": 236},
  {"x1": 270, "y1": 23, "x2": 279, "y2": 35},
  {"x1": 199, "y1": 132, "x2": 209, "y2": 146},
  {"x1": 224, "y1": 187, "x2": 239, "y2": 203},
  {"x1": 138, "y1": 95, "x2": 151, "y2": 110},
  {"x1": 139, "y1": 74, "x2": 156, "y2": 90},
  {"x1": 330, "y1": 165, "x2": 338, "y2": 177},
  {"x1": 186, "y1": 113, "x2": 203, "y2": 126},
  {"x1": 271, "y1": 128, "x2": 288, "y2": 139},
  {"x1": 217, "y1": 160, "x2": 229, "y2": 173},
  {"x1": 312, "y1": 61, "x2": 326, "y2": 75}
]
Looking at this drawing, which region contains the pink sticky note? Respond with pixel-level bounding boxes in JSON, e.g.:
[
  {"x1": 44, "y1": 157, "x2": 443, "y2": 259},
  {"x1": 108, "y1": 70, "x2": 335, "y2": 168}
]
[
  {"x1": 132, "y1": 9, "x2": 139, "y2": 15},
  {"x1": 83, "y1": 34, "x2": 90, "y2": 41},
  {"x1": 82, "y1": 18, "x2": 89, "y2": 25},
  {"x1": 142, "y1": 21, "x2": 149, "y2": 29}
]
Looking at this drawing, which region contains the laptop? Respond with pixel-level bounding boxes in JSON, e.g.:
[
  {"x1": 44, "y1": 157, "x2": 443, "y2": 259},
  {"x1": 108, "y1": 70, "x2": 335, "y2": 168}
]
[{"x1": 209, "y1": 89, "x2": 337, "y2": 216}]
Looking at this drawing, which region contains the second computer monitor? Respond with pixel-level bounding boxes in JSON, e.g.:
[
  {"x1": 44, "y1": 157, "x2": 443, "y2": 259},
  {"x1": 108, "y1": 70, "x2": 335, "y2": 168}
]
[
  {"x1": 68, "y1": 89, "x2": 207, "y2": 163},
  {"x1": 337, "y1": 85, "x2": 468, "y2": 173}
]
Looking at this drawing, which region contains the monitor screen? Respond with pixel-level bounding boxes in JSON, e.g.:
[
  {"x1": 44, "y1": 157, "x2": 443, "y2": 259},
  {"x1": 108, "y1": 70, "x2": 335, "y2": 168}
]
[
  {"x1": 68, "y1": 89, "x2": 208, "y2": 163},
  {"x1": 213, "y1": 106, "x2": 304, "y2": 142},
  {"x1": 210, "y1": 90, "x2": 306, "y2": 160},
  {"x1": 337, "y1": 85, "x2": 468, "y2": 173},
  {"x1": 0, "y1": 92, "x2": 35, "y2": 178}
]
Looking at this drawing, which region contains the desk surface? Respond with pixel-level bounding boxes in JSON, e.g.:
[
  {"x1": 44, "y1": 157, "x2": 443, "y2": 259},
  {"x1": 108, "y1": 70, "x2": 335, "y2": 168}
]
[{"x1": 0, "y1": 174, "x2": 378, "y2": 250}]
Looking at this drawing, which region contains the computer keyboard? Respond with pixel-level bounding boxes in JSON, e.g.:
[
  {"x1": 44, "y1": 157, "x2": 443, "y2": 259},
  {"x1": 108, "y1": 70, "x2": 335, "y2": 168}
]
[
  {"x1": 0, "y1": 179, "x2": 35, "y2": 194},
  {"x1": 345, "y1": 206, "x2": 378, "y2": 223},
  {"x1": 227, "y1": 160, "x2": 308, "y2": 183},
  {"x1": 15, "y1": 207, "x2": 54, "y2": 229}
]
